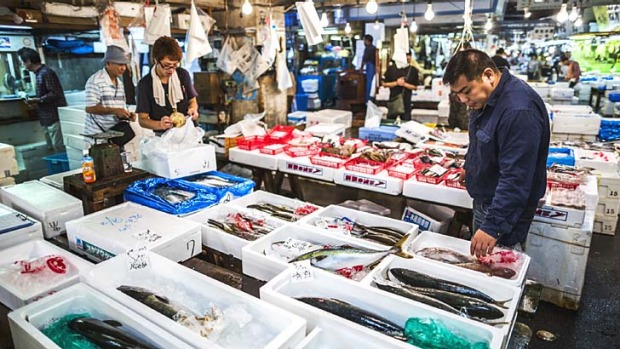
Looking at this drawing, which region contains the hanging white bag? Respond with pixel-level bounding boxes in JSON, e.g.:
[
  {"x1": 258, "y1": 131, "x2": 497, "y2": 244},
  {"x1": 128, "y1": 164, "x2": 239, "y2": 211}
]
[{"x1": 144, "y1": 4, "x2": 171, "y2": 45}]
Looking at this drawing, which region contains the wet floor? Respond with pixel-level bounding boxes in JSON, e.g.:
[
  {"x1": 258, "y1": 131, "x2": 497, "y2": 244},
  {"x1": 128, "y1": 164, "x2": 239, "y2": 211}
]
[{"x1": 518, "y1": 233, "x2": 620, "y2": 348}]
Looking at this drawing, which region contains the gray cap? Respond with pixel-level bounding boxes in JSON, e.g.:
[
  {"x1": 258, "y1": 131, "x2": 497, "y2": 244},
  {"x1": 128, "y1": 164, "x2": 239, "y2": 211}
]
[{"x1": 103, "y1": 45, "x2": 130, "y2": 65}]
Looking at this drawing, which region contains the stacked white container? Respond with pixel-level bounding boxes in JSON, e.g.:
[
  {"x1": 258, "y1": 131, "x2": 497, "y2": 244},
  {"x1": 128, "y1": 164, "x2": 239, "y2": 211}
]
[
  {"x1": 0, "y1": 143, "x2": 18, "y2": 186},
  {"x1": 593, "y1": 173, "x2": 620, "y2": 235}
]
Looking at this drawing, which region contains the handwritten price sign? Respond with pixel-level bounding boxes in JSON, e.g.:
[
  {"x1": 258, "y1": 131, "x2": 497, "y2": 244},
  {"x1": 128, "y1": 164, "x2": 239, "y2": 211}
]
[
  {"x1": 290, "y1": 261, "x2": 313, "y2": 283},
  {"x1": 126, "y1": 246, "x2": 150, "y2": 272}
]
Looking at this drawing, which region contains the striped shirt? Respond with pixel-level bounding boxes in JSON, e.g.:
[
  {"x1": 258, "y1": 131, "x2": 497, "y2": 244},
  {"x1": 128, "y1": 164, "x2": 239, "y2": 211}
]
[{"x1": 84, "y1": 69, "x2": 126, "y2": 139}]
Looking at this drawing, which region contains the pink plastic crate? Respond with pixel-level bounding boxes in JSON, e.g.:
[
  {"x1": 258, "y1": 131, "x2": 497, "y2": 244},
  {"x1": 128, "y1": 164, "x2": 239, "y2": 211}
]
[
  {"x1": 284, "y1": 145, "x2": 320, "y2": 157},
  {"x1": 309, "y1": 153, "x2": 349, "y2": 168},
  {"x1": 444, "y1": 170, "x2": 466, "y2": 190},
  {"x1": 237, "y1": 136, "x2": 269, "y2": 151},
  {"x1": 266, "y1": 125, "x2": 295, "y2": 143},
  {"x1": 344, "y1": 157, "x2": 386, "y2": 175},
  {"x1": 260, "y1": 143, "x2": 287, "y2": 155},
  {"x1": 387, "y1": 163, "x2": 417, "y2": 180}
]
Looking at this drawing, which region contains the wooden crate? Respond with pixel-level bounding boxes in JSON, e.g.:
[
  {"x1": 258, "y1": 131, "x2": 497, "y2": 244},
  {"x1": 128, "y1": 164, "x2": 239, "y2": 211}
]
[{"x1": 63, "y1": 168, "x2": 151, "y2": 214}]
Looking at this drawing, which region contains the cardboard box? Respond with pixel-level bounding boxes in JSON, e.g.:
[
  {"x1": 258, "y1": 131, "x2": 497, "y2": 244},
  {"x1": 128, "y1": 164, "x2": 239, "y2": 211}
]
[
  {"x1": 0, "y1": 181, "x2": 84, "y2": 239},
  {"x1": 0, "y1": 203, "x2": 43, "y2": 251},
  {"x1": 0, "y1": 143, "x2": 18, "y2": 178},
  {"x1": 0, "y1": 240, "x2": 92, "y2": 310},
  {"x1": 401, "y1": 200, "x2": 454, "y2": 235},
  {"x1": 66, "y1": 202, "x2": 202, "y2": 263},
  {"x1": 0, "y1": 177, "x2": 15, "y2": 188},
  {"x1": 140, "y1": 144, "x2": 216, "y2": 179},
  {"x1": 16, "y1": 8, "x2": 43, "y2": 23},
  {"x1": 81, "y1": 252, "x2": 306, "y2": 349},
  {"x1": 8, "y1": 284, "x2": 192, "y2": 349},
  {"x1": 408, "y1": 231, "x2": 530, "y2": 287}
]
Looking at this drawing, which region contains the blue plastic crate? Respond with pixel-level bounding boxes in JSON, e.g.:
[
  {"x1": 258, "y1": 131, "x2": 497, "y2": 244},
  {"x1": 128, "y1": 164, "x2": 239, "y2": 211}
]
[
  {"x1": 43, "y1": 152, "x2": 70, "y2": 175},
  {"x1": 358, "y1": 126, "x2": 399, "y2": 142},
  {"x1": 547, "y1": 147, "x2": 575, "y2": 167},
  {"x1": 295, "y1": 94, "x2": 309, "y2": 111},
  {"x1": 608, "y1": 92, "x2": 620, "y2": 103}
]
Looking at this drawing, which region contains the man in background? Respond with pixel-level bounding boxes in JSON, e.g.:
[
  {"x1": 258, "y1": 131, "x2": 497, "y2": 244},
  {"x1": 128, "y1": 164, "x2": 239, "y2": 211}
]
[
  {"x1": 491, "y1": 48, "x2": 510, "y2": 70},
  {"x1": 361, "y1": 34, "x2": 377, "y2": 103},
  {"x1": 18, "y1": 47, "x2": 67, "y2": 152},
  {"x1": 560, "y1": 53, "x2": 581, "y2": 88}
]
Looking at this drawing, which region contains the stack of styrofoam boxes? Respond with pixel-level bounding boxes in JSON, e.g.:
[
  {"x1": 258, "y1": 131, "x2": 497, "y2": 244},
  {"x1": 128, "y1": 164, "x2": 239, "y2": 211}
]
[
  {"x1": 14, "y1": 142, "x2": 51, "y2": 181},
  {"x1": 410, "y1": 109, "x2": 440, "y2": 124},
  {"x1": 550, "y1": 82, "x2": 578, "y2": 105},
  {"x1": 58, "y1": 106, "x2": 87, "y2": 170},
  {"x1": 0, "y1": 181, "x2": 84, "y2": 239},
  {"x1": 306, "y1": 109, "x2": 352, "y2": 129},
  {"x1": 550, "y1": 104, "x2": 600, "y2": 142},
  {"x1": 530, "y1": 82, "x2": 551, "y2": 100},
  {"x1": 525, "y1": 175, "x2": 598, "y2": 309},
  {"x1": 0, "y1": 143, "x2": 18, "y2": 187}
]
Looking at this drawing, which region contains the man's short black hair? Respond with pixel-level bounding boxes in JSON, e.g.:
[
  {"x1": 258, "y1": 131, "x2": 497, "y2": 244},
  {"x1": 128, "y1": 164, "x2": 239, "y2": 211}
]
[
  {"x1": 364, "y1": 34, "x2": 373, "y2": 42},
  {"x1": 442, "y1": 49, "x2": 499, "y2": 86},
  {"x1": 17, "y1": 47, "x2": 41, "y2": 64},
  {"x1": 496, "y1": 48, "x2": 505, "y2": 55},
  {"x1": 560, "y1": 54, "x2": 569, "y2": 62}
]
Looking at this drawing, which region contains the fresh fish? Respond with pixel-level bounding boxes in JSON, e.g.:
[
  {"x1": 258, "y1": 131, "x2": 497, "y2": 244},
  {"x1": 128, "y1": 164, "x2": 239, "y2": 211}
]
[
  {"x1": 291, "y1": 234, "x2": 410, "y2": 271},
  {"x1": 374, "y1": 278, "x2": 462, "y2": 316},
  {"x1": 207, "y1": 217, "x2": 268, "y2": 241},
  {"x1": 68, "y1": 317, "x2": 158, "y2": 349},
  {"x1": 388, "y1": 268, "x2": 504, "y2": 305},
  {"x1": 153, "y1": 186, "x2": 196, "y2": 205},
  {"x1": 356, "y1": 232, "x2": 401, "y2": 246},
  {"x1": 352, "y1": 222, "x2": 405, "y2": 240},
  {"x1": 297, "y1": 297, "x2": 405, "y2": 340},
  {"x1": 193, "y1": 175, "x2": 237, "y2": 188},
  {"x1": 117, "y1": 285, "x2": 188, "y2": 319},
  {"x1": 456, "y1": 262, "x2": 517, "y2": 279},
  {"x1": 416, "y1": 247, "x2": 476, "y2": 264},
  {"x1": 407, "y1": 287, "x2": 505, "y2": 320}
]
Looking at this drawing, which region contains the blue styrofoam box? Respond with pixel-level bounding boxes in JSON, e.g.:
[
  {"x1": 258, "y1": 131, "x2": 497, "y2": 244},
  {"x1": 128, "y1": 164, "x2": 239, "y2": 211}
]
[
  {"x1": 599, "y1": 118, "x2": 620, "y2": 142},
  {"x1": 287, "y1": 111, "x2": 308, "y2": 124},
  {"x1": 547, "y1": 147, "x2": 575, "y2": 167},
  {"x1": 608, "y1": 92, "x2": 620, "y2": 103},
  {"x1": 358, "y1": 126, "x2": 399, "y2": 142},
  {"x1": 295, "y1": 94, "x2": 309, "y2": 111}
]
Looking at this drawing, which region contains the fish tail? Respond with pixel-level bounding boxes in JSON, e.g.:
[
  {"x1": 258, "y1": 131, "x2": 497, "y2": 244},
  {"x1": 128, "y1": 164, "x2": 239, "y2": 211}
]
[{"x1": 391, "y1": 234, "x2": 413, "y2": 259}]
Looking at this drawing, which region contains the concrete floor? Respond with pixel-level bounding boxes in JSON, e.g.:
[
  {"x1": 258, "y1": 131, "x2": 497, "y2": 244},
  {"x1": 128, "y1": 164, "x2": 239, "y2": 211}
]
[{"x1": 519, "y1": 233, "x2": 620, "y2": 348}]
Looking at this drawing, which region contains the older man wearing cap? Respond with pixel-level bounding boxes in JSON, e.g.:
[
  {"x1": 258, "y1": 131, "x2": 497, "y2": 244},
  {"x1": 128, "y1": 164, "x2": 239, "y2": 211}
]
[{"x1": 84, "y1": 45, "x2": 135, "y2": 145}]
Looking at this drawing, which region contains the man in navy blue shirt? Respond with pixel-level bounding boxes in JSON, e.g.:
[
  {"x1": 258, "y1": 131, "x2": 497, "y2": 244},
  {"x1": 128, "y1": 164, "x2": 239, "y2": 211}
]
[{"x1": 442, "y1": 49, "x2": 550, "y2": 257}]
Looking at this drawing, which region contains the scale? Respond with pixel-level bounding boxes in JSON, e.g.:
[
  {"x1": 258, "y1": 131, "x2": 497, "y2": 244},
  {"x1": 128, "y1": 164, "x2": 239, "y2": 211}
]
[{"x1": 83, "y1": 131, "x2": 125, "y2": 179}]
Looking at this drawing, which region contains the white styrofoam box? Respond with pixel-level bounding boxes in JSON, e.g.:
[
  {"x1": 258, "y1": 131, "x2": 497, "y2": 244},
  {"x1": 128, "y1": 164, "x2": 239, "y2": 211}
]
[
  {"x1": 59, "y1": 120, "x2": 85, "y2": 137},
  {"x1": 307, "y1": 109, "x2": 352, "y2": 129},
  {"x1": 114, "y1": 1, "x2": 142, "y2": 17},
  {"x1": 65, "y1": 145, "x2": 84, "y2": 163},
  {"x1": 534, "y1": 203, "x2": 586, "y2": 228},
  {"x1": 0, "y1": 176, "x2": 15, "y2": 187},
  {"x1": 334, "y1": 169, "x2": 403, "y2": 196},
  {"x1": 82, "y1": 252, "x2": 306, "y2": 349},
  {"x1": 574, "y1": 148, "x2": 619, "y2": 175},
  {"x1": 65, "y1": 202, "x2": 202, "y2": 263},
  {"x1": 593, "y1": 215, "x2": 618, "y2": 236},
  {"x1": 419, "y1": 140, "x2": 469, "y2": 156},
  {"x1": 410, "y1": 109, "x2": 439, "y2": 124},
  {"x1": 556, "y1": 133, "x2": 597, "y2": 142},
  {"x1": 595, "y1": 199, "x2": 620, "y2": 218},
  {"x1": 277, "y1": 155, "x2": 335, "y2": 182},
  {"x1": 401, "y1": 201, "x2": 454, "y2": 235},
  {"x1": 407, "y1": 231, "x2": 530, "y2": 287},
  {"x1": 39, "y1": 169, "x2": 82, "y2": 191},
  {"x1": 42, "y1": 2, "x2": 98, "y2": 17},
  {"x1": 229, "y1": 148, "x2": 281, "y2": 170},
  {"x1": 525, "y1": 211, "x2": 594, "y2": 303},
  {"x1": 595, "y1": 173, "x2": 620, "y2": 200},
  {"x1": 242, "y1": 224, "x2": 391, "y2": 282},
  {"x1": 231, "y1": 190, "x2": 321, "y2": 223},
  {"x1": 0, "y1": 143, "x2": 18, "y2": 178},
  {"x1": 294, "y1": 327, "x2": 395, "y2": 349},
  {"x1": 8, "y1": 284, "x2": 193, "y2": 349},
  {"x1": 305, "y1": 123, "x2": 346, "y2": 138},
  {"x1": 551, "y1": 113, "x2": 601, "y2": 135},
  {"x1": 260, "y1": 266, "x2": 503, "y2": 349},
  {"x1": 550, "y1": 87, "x2": 574, "y2": 100},
  {"x1": 141, "y1": 144, "x2": 216, "y2": 179},
  {"x1": 582, "y1": 175, "x2": 600, "y2": 212},
  {"x1": 298, "y1": 204, "x2": 418, "y2": 243},
  {"x1": 187, "y1": 205, "x2": 288, "y2": 260},
  {"x1": 402, "y1": 178, "x2": 473, "y2": 209},
  {"x1": 14, "y1": 142, "x2": 48, "y2": 172},
  {"x1": 437, "y1": 100, "x2": 450, "y2": 118},
  {"x1": 0, "y1": 203, "x2": 43, "y2": 250},
  {"x1": 173, "y1": 13, "x2": 191, "y2": 29},
  {"x1": 550, "y1": 133, "x2": 570, "y2": 142},
  {"x1": 0, "y1": 239, "x2": 92, "y2": 310},
  {"x1": 288, "y1": 111, "x2": 312, "y2": 124},
  {"x1": 548, "y1": 104, "x2": 592, "y2": 114},
  {"x1": 62, "y1": 133, "x2": 87, "y2": 151},
  {"x1": 532, "y1": 86, "x2": 550, "y2": 98},
  {"x1": 361, "y1": 255, "x2": 522, "y2": 346},
  {"x1": 0, "y1": 181, "x2": 84, "y2": 239}
]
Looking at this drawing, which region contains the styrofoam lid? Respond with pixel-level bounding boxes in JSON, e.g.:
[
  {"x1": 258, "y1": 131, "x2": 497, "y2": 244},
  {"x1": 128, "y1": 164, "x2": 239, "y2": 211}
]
[
  {"x1": 306, "y1": 123, "x2": 346, "y2": 137},
  {"x1": 1, "y1": 181, "x2": 80, "y2": 210}
]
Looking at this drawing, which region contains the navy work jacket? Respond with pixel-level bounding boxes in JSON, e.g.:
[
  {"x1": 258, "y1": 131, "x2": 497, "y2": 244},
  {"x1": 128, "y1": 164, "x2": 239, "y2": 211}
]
[{"x1": 464, "y1": 70, "x2": 550, "y2": 245}]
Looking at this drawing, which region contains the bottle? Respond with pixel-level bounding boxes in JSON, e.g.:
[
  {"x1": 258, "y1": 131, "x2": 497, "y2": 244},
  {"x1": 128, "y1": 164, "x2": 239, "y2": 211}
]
[{"x1": 81, "y1": 149, "x2": 96, "y2": 183}]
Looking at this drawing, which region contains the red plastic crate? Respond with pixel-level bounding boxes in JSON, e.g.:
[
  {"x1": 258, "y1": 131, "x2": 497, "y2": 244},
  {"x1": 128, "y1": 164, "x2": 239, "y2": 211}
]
[
  {"x1": 237, "y1": 135, "x2": 269, "y2": 151},
  {"x1": 344, "y1": 157, "x2": 386, "y2": 175},
  {"x1": 387, "y1": 163, "x2": 417, "y2": 180},
  {"x1": 414, "y1": 168, "x2": 446, "y2": 185},
  {"x1": 266, "y1": 125, "x2": 295, "y2": 143},
  {"x1": 284, "y1": 145, "x2": 320, "y2": 157},
  {"x1": 259, "y1": 143, "x2": 287, "y2": 155},
  {"x1": 546, "y1": 180, "x2": 580, "y2": 190},
  {"x1": 309, "y1": 152, "x2": 350, "y2": 168},
  {"x1": 444, "y1": 170, "x2": 466, "y2": 190}
]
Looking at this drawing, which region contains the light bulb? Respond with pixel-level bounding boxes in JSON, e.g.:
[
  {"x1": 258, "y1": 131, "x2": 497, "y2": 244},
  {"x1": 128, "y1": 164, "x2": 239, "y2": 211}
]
[
  {"x1": 409, "y1": 19, "x2": 418, "y2": 33},
  {"x1": 574, "y1": 16, "x2": 582, "y2": 27},
  {"x1": 557, "y1": 3, "x2": 568, "y2": 23},
  {"x1": 320, "y1": 12, "x2": 329, "y2": 27},
  {"x1": 366, "y1": 0, "x2": 378, "y2": 15},
  {"x1": 344, "y1": 22, "x2": 351, "y2": 34},
  {"x1": 568, "y1": 5, "x2": 578, "y2": 22},
  {"x1": 485, "y1": 18, "x2": 493, "y2": 31},
  {"x1": 242, "y1": 0, "x2": 253, "y2": 15},
  {"x1": 373, "y1": 19, "x2": 380, "y2": 30},
  {"x1": 524, "y1": 8, "x2": 531, "y2": 19},
  {"x1": 424, "y1": 2, "x2": 435, "y2": 21}
]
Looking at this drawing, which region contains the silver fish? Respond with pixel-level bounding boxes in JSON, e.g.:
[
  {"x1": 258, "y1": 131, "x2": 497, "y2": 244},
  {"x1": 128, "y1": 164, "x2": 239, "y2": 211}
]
[{"x1": 416, "y1": 247, "x2": 476, "y2": 264}]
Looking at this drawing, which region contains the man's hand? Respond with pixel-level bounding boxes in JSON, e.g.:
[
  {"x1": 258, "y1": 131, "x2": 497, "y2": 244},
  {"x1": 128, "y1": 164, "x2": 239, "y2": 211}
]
[
  {"x1": 470, "y1": 229, "x2": 497, "y2": 258},
  {"x1": 25, "y1": 97, "x2": 40, "y2": 106},
  {"x1": 188, "y1": 108, "x2": 199, "y2": 121},
  {"x1": 114, "y1": 108, "x2": 132, "y2": 120},
  {"x1": 459, "y1": 168, "x2": 466, "y2": 185},
  {"x1": 159, "y1": 116, "x2": 173, "y2": 130},
  {"x1": 397, "y1": 77, "x2": 405, "y2": 86}
]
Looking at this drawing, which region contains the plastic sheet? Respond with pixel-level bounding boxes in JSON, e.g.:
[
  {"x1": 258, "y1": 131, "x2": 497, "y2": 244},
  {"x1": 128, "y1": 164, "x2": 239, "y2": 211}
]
[
  {"x1": 598, "y1": 118, "x2": 620, "y2": 142},
  {"x1": 124, "y1": 178, "x2": 218, "y2": 216},
  {"x1": 177, "y1": 171, "x2": 255, "y2": 203}
]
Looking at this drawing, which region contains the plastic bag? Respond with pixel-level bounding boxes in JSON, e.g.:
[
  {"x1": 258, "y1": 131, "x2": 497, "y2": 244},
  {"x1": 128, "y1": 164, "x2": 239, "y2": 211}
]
[
  {"x1": 185, "y1": 2, "x2": 214, "y2": 64},
  {"x1": 224, "y1": 111, "x2": 267, "y2": 136},
  {"x1": 160, "y1": 119, "x2": 205, "y2": 147},
  {"x1": 296, "y1": 2, "x2": 323, "y2": 45},
  {"x1": 216, "y1": 37, "x2": 237, "y2": 75},
  {"x1": 144, "y1": 4, "x2": 171, "y2": 45},
  {"x1": 177, "y1": 170, "x2": 255, "y2": 204},
  {"x1": 365, "y1": 101, "x2": 382, "y2": 128},
  {"x1": 100, "y1": 5, "x2": 129, "y2": 51}
]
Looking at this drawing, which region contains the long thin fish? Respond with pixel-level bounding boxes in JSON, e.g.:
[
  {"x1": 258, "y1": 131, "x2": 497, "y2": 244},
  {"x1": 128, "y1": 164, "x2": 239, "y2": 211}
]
[
  {"x1": 374, "y1": 279, "x2": 462, "y2": 316},
  {"x1": 407, "y1": 287, "x2": 505, "y2": 320}
]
